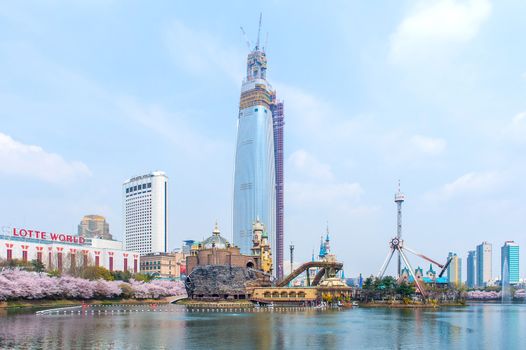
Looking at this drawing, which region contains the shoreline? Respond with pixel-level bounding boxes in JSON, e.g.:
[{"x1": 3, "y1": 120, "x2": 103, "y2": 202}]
[{"x1": 1, "y1": 297, "x2": 177, "y2": 310}]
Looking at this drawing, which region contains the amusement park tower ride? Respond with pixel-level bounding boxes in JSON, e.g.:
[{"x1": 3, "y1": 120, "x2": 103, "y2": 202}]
[
  {"x1": 377, "y1": 183, "x2": 452, "y2": 299},
  {"x1": 394, "y1": 182, "x2": 405, "y2": 277}
]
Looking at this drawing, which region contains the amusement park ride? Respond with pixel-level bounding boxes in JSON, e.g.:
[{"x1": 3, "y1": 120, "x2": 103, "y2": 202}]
[{"x1": 377, "y1": 183, "x2": 453, "y2": 299}]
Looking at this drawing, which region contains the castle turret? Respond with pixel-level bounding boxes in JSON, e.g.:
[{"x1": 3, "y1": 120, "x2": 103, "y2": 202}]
[{"x1": 251, "y1": 218, "x2": 273, "y2": 274}]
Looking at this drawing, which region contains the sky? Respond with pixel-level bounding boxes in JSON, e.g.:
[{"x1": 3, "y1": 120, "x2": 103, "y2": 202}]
[{"x1": 1, "y1": 0, "x2": 525, "y2": 279}]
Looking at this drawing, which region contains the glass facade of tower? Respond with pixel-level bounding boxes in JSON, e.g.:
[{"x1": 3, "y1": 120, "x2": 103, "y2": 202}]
[
  {"x1": 501, "y1": 241, "x2": 519, "y2": 285},
  {"x1": 233, "y1": 105, "x2": 276, "y2": 255},
  {"x1": 233, "y1": 47, "x2": 278, "y2": 261},
  {"x1": 467, "y1": 250, "x2": 477, "y2": 288}
]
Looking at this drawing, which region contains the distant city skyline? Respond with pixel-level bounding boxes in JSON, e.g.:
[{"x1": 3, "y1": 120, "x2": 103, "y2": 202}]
[{"x1": 1, "y1": 1, "x2": 526, "y2": 277}]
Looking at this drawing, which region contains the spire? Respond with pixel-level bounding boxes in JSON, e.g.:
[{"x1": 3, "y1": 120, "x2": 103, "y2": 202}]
[
  {"x1": 319, "y1": 235, "x2": 325, "y2": 258},
  {"x1": 325, "y1": 221, "x2": 330, "y2": 242},
  {"x1": 213, "y1": 221, "x2": 220, "y2": 236}
]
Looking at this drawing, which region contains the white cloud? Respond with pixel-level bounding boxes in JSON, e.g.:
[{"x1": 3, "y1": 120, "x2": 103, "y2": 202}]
[
  {"x1": 410, "y1": 135, "x2": 446, "y2": 155},
  {"x1": 0, "y1": 132, "x2": 91, "y2": 184},
  {"x1": 427, "y1": 171, "x2": 502, "y2": 200},
  {"x1": 164, "y1": 20, "x2": 244, "y2": 83},
  {"x1": 289, "y1": 149, "x2": 334, "y2": 181},
  {"x1": 287, "y1": 181, "x2": 363, "y2": 207},
  {"x1": 116, "y1": 96, "x2": 220, "y2": 155},
  {"x1": 502, "y1": 111, "x2": 526, "y2": 144},
  {"x1": 286, "y1": 149, "x2": 364, "y2": 210},
  {"x1": 390, "y1": 0, "x2": 491, "y2": 62}
]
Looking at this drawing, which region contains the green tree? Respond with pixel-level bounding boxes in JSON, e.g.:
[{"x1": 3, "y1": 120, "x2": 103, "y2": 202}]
[
  {"x1": 31, "y1": 259, "x2": 45, "y2": 272},
  {"x1": 48, "y1": 269, "x2": 61, "y2": 277},
  {"x1": 111, "y1": 270, "x2": 132, "y2": 282},
  {"x1": 133, "y1": 273, "x2": 153, "y2": 282},
  {"x1": 362, "y1": 276, "x2": 374, "y2": 290},
  {"x1": 397, "y1": 282, "x2": 415, "y2": 297},
  {"x1": 80, "y1": 266, "x2": 114, "y2": 281},
  {"x1": 119, "y1": 283, "x2": 134, "y2": 298}
]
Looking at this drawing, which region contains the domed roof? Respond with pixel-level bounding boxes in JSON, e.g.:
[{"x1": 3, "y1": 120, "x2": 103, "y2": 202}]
[{"x1": 201, "y1": 222, "x2": 230, "y2": 249}]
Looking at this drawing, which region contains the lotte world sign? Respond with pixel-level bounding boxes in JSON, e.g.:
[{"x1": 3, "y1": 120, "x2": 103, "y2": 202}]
[{"x1": 1, "y1": 226, "x2": 86, "y2": 245}]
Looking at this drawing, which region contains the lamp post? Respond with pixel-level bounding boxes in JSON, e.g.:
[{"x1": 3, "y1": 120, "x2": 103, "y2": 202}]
[{"x1": 289, "y1": 244, "x2": 294, "y2": 275}]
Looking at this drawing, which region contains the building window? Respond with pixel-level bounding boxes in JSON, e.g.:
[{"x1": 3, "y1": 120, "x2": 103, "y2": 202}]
[
  {"x1": 124, "y1": 258, "x2": 128, "y2": 272},
  {"x1": 147, "y1": 183, "x2": 152, "y2": 188},
  {"x1": 95, "y1": 256, "x2": 100, "y2": 267},
  {"x1": 37, "y1": 252, "x2": 43, "y2": 263},
  {"x1": 7, "y1": 249, "x2": 12, "y2": 261},
  {"x1": 134, "y1": 259, "x2": 138, "y2": 273},
  {"x1": 109, "y1": 257, "x2": 114, "y2": 272},
  {"x1": 83, "y1": 254, "x2": 88, "y2": 268},
  {"x1": 48, "y1": 252, "x2": 53, "y2": 269}
]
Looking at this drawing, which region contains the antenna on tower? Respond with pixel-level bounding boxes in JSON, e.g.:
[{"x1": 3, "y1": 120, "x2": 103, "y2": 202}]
[
  {"x1": 256, "y1": 12, "x2": 262, "y2": 50},
  {"x1": 240, "y1": 26, "x2": 251, "y2": 50}
]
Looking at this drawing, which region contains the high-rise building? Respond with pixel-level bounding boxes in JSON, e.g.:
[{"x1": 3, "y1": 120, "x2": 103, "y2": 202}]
[
  {"x1": 501, "y1": 241, "x2": 519, "y2": 285},
  {"x1": 466, "y1": 250, "x2": 477, "y2": 288},
  {"x1": 272, "y1": 101, "x2": 284, "y2": 280},
  {"x1": 233, "y1": 18, "x2": 284, "y2": 278},
  {"x1": 123, "y1": 171, "x2": 168, "y2": 255},
  {"x1": 78, "y1": 215, "x2": 112, "y2": 241},
  {"x1": 476, "y1": 241, "x2": 492, "y2": 287},
  {"x1": 447, "y1": 252, "x2": 462, "y2": 287}
]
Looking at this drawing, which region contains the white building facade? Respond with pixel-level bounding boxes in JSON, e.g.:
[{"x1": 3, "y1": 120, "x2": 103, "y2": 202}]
[
  {"x1": 476, "y1": 241, "x2": 492, "y2": 287},
  {"x1": 123, "y1": 171, "x2": 168, "y2": 255},
  {"x1": 0, "y1": 227, "x2": 139, "y2": 273}
]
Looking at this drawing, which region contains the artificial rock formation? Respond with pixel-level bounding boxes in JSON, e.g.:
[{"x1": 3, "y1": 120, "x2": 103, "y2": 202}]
[{"x1": 185, "y1": 265, "x2": 271, "y2": 300}]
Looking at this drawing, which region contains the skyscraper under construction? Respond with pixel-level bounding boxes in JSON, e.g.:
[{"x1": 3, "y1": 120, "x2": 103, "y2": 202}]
[{"x1": 233, "y1": 16, "x2": 284, "y2": 279}]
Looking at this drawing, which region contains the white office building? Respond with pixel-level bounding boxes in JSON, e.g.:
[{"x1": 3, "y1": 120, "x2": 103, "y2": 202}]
[
  {"x1": 123, "y1": 171, "x2": 168, "y2": 255},
  {"x1": 476, "y1": 241, "x2": 492, "y2": 287}
]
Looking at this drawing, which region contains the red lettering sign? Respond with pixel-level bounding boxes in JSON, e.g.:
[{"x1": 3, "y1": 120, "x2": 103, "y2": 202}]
[{"x1": 11, "y1": 227, "x2": 87, "y2": 245}]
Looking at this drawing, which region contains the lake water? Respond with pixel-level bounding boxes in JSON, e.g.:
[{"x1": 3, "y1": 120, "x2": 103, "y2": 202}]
[{"x1": 1, "y1": 303, "x2": 525, "y2": 349}]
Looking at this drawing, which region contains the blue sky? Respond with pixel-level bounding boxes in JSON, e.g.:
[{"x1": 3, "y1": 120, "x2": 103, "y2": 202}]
[{"x1": 1, "y1": 0, "x2": 525, "y2": 278}]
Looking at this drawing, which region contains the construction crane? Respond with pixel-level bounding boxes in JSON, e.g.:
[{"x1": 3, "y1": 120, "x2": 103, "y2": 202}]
[
  {"x1": 240, "y1": 26, "x2": 251, "y2": 50},
  {"x1": 241, "y1": 13, "x2": 264, "y2": 51},
  {"x1": 256, "y1": 12, "x2": 262, "y2": 50}
]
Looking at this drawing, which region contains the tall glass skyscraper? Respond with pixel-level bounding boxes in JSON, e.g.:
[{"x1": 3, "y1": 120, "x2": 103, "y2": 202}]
[
  {"x1": 501, "y1": 241, "x2": 519, "y2": 285},
  {"x1": 233, "y1": 31, "x2": 284, "y2": 277},
  {"x1": 466, "y1": 250, "x2": 477, "y2": 288}
]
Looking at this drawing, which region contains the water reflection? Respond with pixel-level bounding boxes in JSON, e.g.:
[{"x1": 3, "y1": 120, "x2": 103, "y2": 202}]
[{"x1": 0, "y1": 304, "x2": 525, "y2": 349}]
